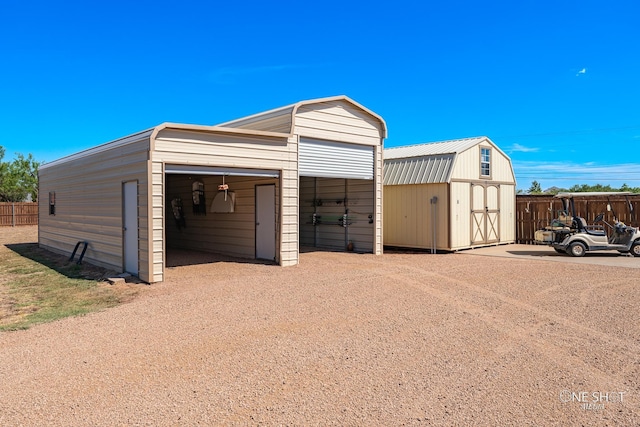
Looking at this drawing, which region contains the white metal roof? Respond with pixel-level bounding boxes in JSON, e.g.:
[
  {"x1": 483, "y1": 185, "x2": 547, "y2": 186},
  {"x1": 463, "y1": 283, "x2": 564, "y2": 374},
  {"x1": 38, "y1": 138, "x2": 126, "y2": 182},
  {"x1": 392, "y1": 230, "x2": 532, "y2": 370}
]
[
  {"x1": 383, "y1": 137, "x2": 493, "y2": 185},
  {"x1": 383, "y1": 136, "x2": 488, "y2": 160},
  {"x1": 384, "y1": 154, "x2": 455, "y2": 185}
]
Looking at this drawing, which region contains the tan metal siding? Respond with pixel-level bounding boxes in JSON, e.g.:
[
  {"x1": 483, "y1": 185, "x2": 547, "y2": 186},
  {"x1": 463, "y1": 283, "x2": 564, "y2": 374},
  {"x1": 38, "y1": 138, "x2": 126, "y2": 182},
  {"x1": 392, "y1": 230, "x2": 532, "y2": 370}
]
[
  {"x1": 293, "y1": 99, "x2": 383, "y2": 254},
  {"x1": 294, "y1": 100, "x2": 383, "y2": 146},
  {"x1": 38, "y1": 136, "x2": 151, "y2": 280},
  {"x1": 280, "y1": 136, "x2": 299, "y2": 266},
  {"x1": 374, "y1": 145, "x2": 383, "y2": 254},
  {"x1": 450, "y1": 182, "x2": 471, "y2": 249},
  {"x1": 151, "y1": 130, "x2": 298, "y2": 279},
  {"x1": 383, "y1": 183, "x2": 449, "y2": 250},
  {"x1": 154, "y1": 130, "x2": 292, "y2": 163}
]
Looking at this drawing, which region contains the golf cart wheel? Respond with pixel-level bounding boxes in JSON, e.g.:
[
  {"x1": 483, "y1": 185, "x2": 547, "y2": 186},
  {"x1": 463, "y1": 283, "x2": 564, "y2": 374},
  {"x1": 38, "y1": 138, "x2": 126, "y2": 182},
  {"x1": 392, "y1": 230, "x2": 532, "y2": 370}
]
[
  {"x1": 568, "y1": 242, "x2": 586, "y2": 257},
  {"x1": 631, "y1": 242, "x2": 640, "y2": 258},
  {"x1": 554, "y1": 248, "x2": 566, "y2": 254}
]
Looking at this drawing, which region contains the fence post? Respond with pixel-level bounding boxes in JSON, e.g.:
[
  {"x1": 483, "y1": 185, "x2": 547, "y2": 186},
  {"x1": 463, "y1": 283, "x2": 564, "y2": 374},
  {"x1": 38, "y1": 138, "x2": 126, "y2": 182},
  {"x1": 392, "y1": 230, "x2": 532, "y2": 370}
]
[{"x1": 12, "y1": 203, "x2": 15, "y2": 227}]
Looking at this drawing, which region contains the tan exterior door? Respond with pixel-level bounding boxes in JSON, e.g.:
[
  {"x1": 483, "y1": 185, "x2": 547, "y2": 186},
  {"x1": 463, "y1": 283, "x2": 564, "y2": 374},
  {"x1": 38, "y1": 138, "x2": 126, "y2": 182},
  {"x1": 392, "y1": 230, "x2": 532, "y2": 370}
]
[
  {"x1": 123, "y1": 181, "x2": 139, "y2": 275},
  {"x1": 255, "y1": 184, "x2": 276, "y2": 261},
  {"x1": 471, "y1": 184, "x2": 500, "y2": 245}
]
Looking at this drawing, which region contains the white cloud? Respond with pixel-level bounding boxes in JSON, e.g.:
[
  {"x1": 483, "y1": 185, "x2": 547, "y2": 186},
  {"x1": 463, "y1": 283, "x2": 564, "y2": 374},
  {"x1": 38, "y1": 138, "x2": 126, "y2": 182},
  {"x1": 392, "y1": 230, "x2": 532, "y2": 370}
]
[
  {"x1": 513, "y1": 161, "x2": 640, "y2": 190},
  {"x1": 510, "y1": 143, "x2": 539, "y2": 153},
  {"x1": 514, "y1": 161, "x2": 640, "y2": 181},
  {"x1": 576, "y1": 68, "x2": 587, "y2": 76}
]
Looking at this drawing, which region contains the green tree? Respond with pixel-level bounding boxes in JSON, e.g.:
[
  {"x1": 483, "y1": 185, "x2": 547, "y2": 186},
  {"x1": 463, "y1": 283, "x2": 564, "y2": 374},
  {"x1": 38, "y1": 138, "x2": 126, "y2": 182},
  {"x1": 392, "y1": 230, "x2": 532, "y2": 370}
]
[
  {"x1": 571, "y1": 183, "x2": 614, "y2": 192},
  {"x1": 620, "y1": 183, "x2": 640, "y2": 193},
  {"x1": 528, "y1": 180, "x2": 543, "y2": 194},
  {"x1": 0, "y1": 148, "x2": 41, "y2": 202},
  {"x1": 567, "y1": 183, "x2": 636, "y2": 193}
]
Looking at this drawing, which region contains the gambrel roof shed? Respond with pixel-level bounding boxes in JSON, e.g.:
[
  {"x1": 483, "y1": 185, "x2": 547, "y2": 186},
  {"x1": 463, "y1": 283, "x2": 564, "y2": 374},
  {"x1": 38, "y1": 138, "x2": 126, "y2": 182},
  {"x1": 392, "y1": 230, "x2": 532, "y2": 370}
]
[{"x1": 383, "y1": 136, "x2": 516, "y2": 251}]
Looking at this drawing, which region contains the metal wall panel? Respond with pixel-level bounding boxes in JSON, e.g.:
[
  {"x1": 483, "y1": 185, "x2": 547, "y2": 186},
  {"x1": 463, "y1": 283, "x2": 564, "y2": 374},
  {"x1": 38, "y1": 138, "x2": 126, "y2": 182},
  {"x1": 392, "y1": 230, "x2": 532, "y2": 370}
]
[
  {"x1": 383, "y1": 183, "x2": 449, "y2": 250},
  {"x1": 154, "y1": 131, "x2": 299, "y2": 277},
  {"x1": 38, "y1": 133, "x2": 151, "y2": 280}
]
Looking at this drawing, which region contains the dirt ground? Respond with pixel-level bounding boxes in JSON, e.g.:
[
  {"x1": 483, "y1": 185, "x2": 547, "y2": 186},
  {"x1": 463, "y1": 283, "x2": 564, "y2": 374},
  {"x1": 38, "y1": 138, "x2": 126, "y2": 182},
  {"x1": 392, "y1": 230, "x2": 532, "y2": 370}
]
[{"x1": 1, "y1": 226, "x2": 639, "y2": 426}]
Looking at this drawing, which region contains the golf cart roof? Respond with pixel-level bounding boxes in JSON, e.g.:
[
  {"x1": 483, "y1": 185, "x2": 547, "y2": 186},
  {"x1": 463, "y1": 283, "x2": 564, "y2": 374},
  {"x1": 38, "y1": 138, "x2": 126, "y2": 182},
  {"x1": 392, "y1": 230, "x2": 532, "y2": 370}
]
[{"x1": 554, "y1": 192, "x2": 633, "y2": 199}]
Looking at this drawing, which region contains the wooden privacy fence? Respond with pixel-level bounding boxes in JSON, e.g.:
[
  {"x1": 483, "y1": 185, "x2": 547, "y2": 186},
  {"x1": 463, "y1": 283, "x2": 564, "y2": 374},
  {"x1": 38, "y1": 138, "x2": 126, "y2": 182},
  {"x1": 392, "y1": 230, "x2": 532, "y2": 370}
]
[
  {"x1": 0, "y1": 202, "x2": 38, "y2": 226},
  {"x1": 516, "y1": 195, "x2": 640, "y2": 244}
]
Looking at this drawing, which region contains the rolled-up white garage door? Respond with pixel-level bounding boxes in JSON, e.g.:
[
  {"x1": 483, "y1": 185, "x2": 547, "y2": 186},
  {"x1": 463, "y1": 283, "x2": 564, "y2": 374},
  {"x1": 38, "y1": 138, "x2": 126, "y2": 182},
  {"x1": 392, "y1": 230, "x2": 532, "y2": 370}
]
[{"x1": 299, "y1": 138, "x2": 374, "y2": 180}]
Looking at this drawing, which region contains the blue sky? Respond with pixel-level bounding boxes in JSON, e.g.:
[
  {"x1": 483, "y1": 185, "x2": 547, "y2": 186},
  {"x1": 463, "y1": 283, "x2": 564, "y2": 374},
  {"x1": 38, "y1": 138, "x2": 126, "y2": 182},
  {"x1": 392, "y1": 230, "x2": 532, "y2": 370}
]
[{"x1": 2, "y1": 0, "x2": 639, "y2": 191}]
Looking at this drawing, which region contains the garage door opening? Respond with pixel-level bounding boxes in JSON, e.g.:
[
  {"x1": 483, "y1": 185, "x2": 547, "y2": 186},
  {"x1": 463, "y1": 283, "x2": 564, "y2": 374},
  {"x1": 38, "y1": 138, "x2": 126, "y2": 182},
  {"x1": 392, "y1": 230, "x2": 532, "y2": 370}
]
[
  {"x1": 165, "y1": 165, "x2": 280, "y2": 267},
  {"x1": 299, "y1": 176, "x2": 375, "y2": 253}
]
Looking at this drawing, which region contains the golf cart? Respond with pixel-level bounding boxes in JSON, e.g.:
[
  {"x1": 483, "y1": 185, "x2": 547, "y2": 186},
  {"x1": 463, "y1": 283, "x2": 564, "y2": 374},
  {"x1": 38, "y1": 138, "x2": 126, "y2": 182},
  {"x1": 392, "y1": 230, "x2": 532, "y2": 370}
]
[{"x1": 534, "y1": 192, "x2": 640, "y2": 257}]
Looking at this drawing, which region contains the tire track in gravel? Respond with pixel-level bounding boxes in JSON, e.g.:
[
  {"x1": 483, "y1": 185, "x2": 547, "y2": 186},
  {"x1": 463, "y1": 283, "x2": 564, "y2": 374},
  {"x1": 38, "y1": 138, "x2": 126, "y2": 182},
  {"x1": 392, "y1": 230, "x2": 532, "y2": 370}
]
[{"x1": 385, "y1": 262, "x2": 640, "y2": 395}]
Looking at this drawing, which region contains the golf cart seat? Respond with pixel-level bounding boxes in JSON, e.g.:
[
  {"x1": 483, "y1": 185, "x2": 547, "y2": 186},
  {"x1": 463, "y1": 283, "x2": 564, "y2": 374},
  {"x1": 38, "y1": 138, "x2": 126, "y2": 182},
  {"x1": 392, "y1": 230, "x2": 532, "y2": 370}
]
[
  {"x1": 575, "y1": 217, "x2": 606, "y2": 236},
  {"x1": 544, "y1": 212, "x2": 574, "y2": 231}
]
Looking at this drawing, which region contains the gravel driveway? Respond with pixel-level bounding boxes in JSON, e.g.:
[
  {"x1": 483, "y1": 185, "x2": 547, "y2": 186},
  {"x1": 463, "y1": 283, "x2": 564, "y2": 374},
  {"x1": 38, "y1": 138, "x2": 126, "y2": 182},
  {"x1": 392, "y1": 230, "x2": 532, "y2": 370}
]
[{"x1": 1, "y1": 227, "x2": 639, "y2": 426}]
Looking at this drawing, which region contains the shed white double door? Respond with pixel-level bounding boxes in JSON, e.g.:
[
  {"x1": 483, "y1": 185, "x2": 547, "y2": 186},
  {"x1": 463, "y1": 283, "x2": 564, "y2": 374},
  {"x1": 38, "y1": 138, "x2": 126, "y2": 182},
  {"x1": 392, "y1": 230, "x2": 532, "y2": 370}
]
[{"x1": 471, "y1": 184, "x2": 500, "y2": 245}]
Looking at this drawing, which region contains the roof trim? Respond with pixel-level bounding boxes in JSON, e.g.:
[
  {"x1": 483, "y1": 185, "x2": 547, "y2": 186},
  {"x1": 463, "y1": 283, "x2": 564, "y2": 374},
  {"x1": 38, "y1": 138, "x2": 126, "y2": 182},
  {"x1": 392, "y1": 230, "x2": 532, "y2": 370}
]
[
  {"x1": 41, "y1": 97, "x2": 383, "y2": 170},
  {"x1": 41, "y1": 123, "x2": 290, "y2": 170},
  {"x1": 384, "y1": 136, "x2": 489, "y2": 159},
  {"x1": 39, "y1": 128, "x2": 155, "y2": 170},
  {"x1": 165, "y1": 164, "x2": 280, "y2": 178},
  {"x1": 383, "y1": 136, "x2": 515, "y2": 171},
  {"x1": 150, "y1": 122, "x2": 290, "y2": 140},
  {"x1": 218, "y1": 95, "x2": 388, "y2": 138}
]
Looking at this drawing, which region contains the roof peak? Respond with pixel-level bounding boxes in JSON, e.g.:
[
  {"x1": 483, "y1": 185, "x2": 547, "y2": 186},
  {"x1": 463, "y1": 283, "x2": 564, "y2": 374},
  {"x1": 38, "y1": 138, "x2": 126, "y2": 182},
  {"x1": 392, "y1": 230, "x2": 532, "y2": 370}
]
[
  {"x1": 383, "y1": 137, "x2": 492, "y2": 160},
  {"x1": 385, "y1": 136, "x2": 488, "y2": 151}
]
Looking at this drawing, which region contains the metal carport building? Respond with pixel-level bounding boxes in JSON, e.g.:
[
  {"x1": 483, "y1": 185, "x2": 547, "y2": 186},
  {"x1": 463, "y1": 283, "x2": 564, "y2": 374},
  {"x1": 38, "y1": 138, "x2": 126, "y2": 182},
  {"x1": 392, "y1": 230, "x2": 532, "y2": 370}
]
[{"x1": 38, "y1": 96, "x2": 386, "y2": 283}]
